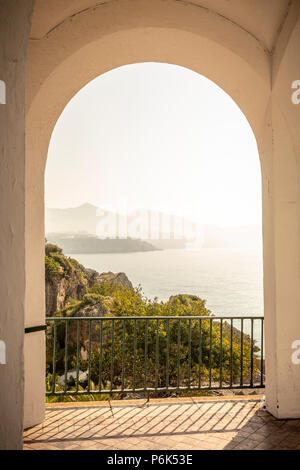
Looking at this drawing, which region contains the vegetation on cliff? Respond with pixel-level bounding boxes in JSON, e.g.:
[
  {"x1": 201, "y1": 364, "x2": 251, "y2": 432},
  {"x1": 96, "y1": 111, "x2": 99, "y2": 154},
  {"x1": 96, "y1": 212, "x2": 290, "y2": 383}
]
[
  {"x1": 45, "y1": 244, "x2": 86, "y2": 283},
  {"x1": 45, "y1": 243, "x2": 89, "y2": 316},
  {"x1": 45, "y1": 243, "x2": 134, "y2": 317},
  {"x1": 45, "y1": 246, "x2": 261, "y2": 402}
]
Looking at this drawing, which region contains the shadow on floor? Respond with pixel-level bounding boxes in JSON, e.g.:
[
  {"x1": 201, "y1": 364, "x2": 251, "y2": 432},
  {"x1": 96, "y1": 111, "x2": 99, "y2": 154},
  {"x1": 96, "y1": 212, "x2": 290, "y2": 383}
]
[{"x1": 23, "y1": 399, "x2": 300, "y2": 450}]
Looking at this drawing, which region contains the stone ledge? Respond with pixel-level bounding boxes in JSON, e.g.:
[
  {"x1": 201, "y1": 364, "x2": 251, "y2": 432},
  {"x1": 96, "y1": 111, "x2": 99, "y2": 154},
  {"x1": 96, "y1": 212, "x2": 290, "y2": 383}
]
[{"x1": 46, "y1": 394, "x2": 265, "y2": 409}]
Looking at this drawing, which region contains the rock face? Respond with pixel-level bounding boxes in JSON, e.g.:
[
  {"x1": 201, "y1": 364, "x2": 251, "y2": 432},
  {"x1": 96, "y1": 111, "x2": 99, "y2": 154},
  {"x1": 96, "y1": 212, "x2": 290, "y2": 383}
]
[
  {"x1": 84, "y1": 269, "x2": 133, "y2": 290},
  {"x1": 73, "y1": 296, "x2": 114, "y2": 319},
  {"x1": 45, "y1": 243, "x2": 136, "y2": 362},
  {"x1": 69, "y1": 295, "x2": 114, "y2": 354},
  {"x1": 45, "y1": 244, "x2": 89, "y2": 316},
  {"x1": 57, "y1": 370, "x2": 87, "y2": 387},
  {"x1": 45, "y1": 243, "x2": 133, "y2": 316},
  {"x1": 46, "y1": 275, "x2": 88, "y2": 317},
  {"x1": 169, "y1": 294, "x2": 201, "y2": 304},
  {"x1": 95, "y1": 271, "x2": 133, "y2": 290},
  {"x1": 168, "y1": 294, "x2": 207, "y2": 308}
]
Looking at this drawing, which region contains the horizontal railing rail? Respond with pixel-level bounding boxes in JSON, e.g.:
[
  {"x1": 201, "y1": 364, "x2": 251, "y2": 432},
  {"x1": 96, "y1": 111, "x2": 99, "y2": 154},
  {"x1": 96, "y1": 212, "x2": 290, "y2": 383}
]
[{"x1": 46, "y1": 316, "x2": 264, "y2": 397}]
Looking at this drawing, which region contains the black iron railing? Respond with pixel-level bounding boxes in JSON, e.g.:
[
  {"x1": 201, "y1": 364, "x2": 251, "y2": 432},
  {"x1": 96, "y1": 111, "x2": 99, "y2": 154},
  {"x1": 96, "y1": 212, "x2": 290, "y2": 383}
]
[{"x1": 46, "y1": 316, "x2": 264, "y2": 396}]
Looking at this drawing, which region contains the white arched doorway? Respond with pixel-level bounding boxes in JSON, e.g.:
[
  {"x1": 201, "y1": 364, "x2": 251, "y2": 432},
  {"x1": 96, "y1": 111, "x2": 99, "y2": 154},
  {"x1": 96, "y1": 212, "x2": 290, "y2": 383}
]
[{"x1": 24, "y1": 0, "x2": 300, "y2": 429}]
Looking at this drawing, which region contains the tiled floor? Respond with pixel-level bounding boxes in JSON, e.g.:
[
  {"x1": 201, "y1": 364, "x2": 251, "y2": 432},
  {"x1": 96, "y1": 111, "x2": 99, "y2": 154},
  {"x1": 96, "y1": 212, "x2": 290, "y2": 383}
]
[{"x1": 23, "y1": 396, "x2": 300, "y2": 450}]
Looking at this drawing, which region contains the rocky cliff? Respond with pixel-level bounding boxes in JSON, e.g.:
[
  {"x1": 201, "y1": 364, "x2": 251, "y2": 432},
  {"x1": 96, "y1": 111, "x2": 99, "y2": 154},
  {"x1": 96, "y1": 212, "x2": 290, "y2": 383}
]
[
  {"x1": 86, "y1": 270, "x2": 133, "y2": 290},
  {"x1": 45, "y1": 243, "x2": 132, "y2": 316}
]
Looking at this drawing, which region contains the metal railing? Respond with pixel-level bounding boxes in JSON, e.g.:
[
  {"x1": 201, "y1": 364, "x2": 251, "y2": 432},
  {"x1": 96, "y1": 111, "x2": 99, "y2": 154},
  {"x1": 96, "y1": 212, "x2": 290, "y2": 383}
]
[{"x1": 46, "y1": 316, "x2": 264, "y2": 397}]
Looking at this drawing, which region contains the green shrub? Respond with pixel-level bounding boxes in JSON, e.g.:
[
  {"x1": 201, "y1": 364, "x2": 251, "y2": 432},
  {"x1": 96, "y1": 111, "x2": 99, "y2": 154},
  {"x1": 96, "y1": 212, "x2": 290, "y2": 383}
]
[
  {"x1": 47, "y1": 282, "x2": 260, "y2": 395},
  {"x1": 45, "y1": 243, "x2": 87, "y2": 283},
  {"x1": 45, "y1": 255, "x2": 61, "y2": 282},
  {"x1": 45, "y1": 243, "x2": 63, "y2": 256}
]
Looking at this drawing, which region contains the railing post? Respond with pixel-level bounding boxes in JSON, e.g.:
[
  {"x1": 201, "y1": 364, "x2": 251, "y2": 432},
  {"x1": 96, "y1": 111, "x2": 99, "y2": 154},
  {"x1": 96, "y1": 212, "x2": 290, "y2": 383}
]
[
  {"x1": 122, "y1": 319, "x2": 126, "y2": 392},
  {"x1": 64, "y1": 320, "x2": 69, "y2": 394},
  {"x1": 155, "y1": 319, "x2": 159, "y2": 391},
  {"x1": 220, "y1": 319, "x2": 223, "y2": 389},
  {"x1": 209, "y1": 318, "x2": 213, "y2": 388},
  {"x1": 52, "y1": 322, "x2": 57, "y2": 394},
  {"x1": 166, "y1": 319, "x2": 170, "y2": 390},
  {"x1": 188, "y1": 319, "x2": 192, "y2": 389},
  {"x1": 198, "y1": 318, "x2": 202, "y2": 390},
  {"x1": 110, "y1": 319, "x2": 115, "y2": 393},
  {"x1": 260, "y1": 318, "x2": 264, "y2": 387},
  {"x1": 76, "y1": 320, "x2": 80, "y2": 393},
  {"x1": 99, "y1": 319, "x2": 103, "y2": 392},
  {"x1": 177, "y1": 319, "x2": 181, "y2": 391},
  {"x1": 250, "y1": 319, "x2": 254, "y2": 388},
  {"x1": 240, "y1": 318, "x2": 244, "y2": 387},
  {"x1": 88, "y1": 320, "x2": 92, "y2": 393}
]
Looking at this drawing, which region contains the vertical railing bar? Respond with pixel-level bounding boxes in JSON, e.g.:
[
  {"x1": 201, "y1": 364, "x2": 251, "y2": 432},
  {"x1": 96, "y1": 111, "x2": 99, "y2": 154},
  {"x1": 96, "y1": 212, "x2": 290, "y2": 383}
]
[
  {"x1": 177, "y1": 319, "x2": 181, "y2": 390},
  {"x1": 144, "y1": 319, "x2": 148, "y2": 391},
  {"x1": 209, "y1": 318, "x2": 212, "y2": 388},
  {"x1": 260, "y1": 318, "x2": 264, "y2": 387},
  {"x1": 133, "y1": 319, "x2": 137, "y2": 392},
  {"x1": 98, "y1": 319, "x2": 103, "y2": 391},
  {"x1": 166, "y1": 319, "x2": 170, "y2": 390},
  {"x1": 110, "y1": 319, "x2": 115, "y2": 393},
  {"x1": 240, "y1": 318, "x2": 244, "y2": 387},
  {"x1": 64, "y1": 319, "x2": 69, "y2": 394},
  {"x1": 52, "y1": 322, "x2": 57, "y2": 394},
  {"x1": 230, "y1": 319, "x2": 233, "y2": 387},
  {"x1": 188, "y1": 319, "x2": 192, "y2": 389},
  {"x1": 122, "y1": 319, "x2": 126, "y2": 392},
  {"x1": 88, "y1": 320, "x2": 92, "y2": 393},
  {"x1": 155, "y1": 318, "x2": 159, "y2": 391},
  {"x1": 76, "y1": 319, "x2": 80, "y2": 393},
  {"x1": 250, "y1": 318, "x2": 254, "y2": 387},
  {"x1": 219, "y1": 319, "x2": 223, "y2": 389},
  {"x1": 198, "y1": 318, "x2": 202, "y2": 389}
]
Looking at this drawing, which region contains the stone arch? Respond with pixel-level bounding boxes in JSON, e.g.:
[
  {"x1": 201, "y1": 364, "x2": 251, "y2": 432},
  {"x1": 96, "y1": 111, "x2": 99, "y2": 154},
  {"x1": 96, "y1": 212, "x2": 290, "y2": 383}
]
[{"x1": 25, "y1": 0, "x2": 300, "y2": 428}]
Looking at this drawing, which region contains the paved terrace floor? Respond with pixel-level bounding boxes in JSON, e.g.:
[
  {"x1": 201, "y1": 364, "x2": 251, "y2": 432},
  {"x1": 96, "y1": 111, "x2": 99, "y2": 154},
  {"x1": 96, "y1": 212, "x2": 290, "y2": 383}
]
[{"x1": 23, "y1": 396, "x2": 300, "y2": 450}]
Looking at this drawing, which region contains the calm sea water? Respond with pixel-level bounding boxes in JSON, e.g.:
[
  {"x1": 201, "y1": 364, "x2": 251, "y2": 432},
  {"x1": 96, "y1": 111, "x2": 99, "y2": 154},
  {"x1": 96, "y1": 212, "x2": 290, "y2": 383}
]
[{"x1": 68, "y1": 248, "x2": 263, "y2": 318}]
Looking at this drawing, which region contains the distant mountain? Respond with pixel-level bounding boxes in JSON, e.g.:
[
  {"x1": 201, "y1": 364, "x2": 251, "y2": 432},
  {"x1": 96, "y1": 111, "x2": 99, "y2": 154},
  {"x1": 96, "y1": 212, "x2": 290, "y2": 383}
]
[
  {"x1": 46, "y1": 203, "x2": 100, "y2": 234},
  {"x1": 45, "y1": 203, "x2": 262, "y2": 251},
  {"x1": 45, "y1": 204, "x2": 194, "y2": 240},
  {"x1": 46, "y1": 234, "x2": 161, "y2": 254}
]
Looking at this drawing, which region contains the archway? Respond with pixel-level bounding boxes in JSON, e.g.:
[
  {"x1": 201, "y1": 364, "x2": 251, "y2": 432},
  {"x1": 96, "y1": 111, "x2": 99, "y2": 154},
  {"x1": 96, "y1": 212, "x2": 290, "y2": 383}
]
[
  {"x1": 45, "y1": 61, "x2": 263, "y2": 315},
  {"x1": 24, "y1": 0, "x2": 300, "y2": 429}
]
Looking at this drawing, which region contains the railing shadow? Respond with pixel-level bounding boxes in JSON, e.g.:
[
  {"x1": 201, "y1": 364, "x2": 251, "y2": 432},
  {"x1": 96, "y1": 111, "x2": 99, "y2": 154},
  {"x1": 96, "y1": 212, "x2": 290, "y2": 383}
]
[{"x1": 24, "y1": 397, "x2": 300, "y2": 450}]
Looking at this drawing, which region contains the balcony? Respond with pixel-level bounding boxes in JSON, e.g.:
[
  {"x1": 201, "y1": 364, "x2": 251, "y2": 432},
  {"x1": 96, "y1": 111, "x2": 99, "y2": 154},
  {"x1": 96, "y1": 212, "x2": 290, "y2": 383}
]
[
  {"x1": 24, "y1": 396, "x2": 300, "y2": 450},
  {"x1": 45, "y1": 315, "x2": 265, "y2": 398},
  {"x1": 21, "y1": 316, "x2": 300, "y2": 450}
]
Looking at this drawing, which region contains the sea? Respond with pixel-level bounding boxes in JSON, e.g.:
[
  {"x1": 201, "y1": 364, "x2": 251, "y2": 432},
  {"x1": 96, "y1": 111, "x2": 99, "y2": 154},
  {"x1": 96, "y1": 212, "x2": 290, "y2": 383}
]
[{"x1": 68, "y1": 247, "x2": 263, "y2": 318}]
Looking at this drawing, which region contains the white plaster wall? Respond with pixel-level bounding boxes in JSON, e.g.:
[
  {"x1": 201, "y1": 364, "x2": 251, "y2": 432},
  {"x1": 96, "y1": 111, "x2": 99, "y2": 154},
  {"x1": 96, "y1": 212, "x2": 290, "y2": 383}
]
[
  {"x1": 0, "y1": 0, "x2": 298, "y2": 451},
  {"x1": 0, "y1": 0, "x2": 33, "y2": 450},
  {"x1": 24, "y1": 332, "x2": 46, "y2": 429},
  {"x1": 24, "y1": 0, "x2": 300, "y2": 424},
  {"x1": 265, "y1": 5, "x2": 300, "y2": 418},
  {"x1": 25, "y1": 0, "x2": 271, "y2": 428}
]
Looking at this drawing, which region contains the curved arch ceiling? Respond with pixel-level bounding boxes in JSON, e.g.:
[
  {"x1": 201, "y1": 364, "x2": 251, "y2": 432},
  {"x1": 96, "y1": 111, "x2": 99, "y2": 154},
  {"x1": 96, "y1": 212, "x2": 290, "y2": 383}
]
[{"x1": 31, "y1": 0, "x2": 290, "y2": 52}]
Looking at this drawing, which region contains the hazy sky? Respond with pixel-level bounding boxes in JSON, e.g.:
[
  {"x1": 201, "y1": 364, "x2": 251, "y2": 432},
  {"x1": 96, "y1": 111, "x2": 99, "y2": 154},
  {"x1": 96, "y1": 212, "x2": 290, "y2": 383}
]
[{"x1": 46, "y1": 63, "x2": 261, "y2": 226}]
